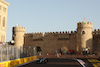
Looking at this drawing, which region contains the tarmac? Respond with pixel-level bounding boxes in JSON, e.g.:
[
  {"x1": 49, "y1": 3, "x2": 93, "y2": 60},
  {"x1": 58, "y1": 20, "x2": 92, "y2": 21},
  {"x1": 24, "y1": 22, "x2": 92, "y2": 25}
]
[{"x1": 18, "y1": 58, "x2": 94, "y2": 67}]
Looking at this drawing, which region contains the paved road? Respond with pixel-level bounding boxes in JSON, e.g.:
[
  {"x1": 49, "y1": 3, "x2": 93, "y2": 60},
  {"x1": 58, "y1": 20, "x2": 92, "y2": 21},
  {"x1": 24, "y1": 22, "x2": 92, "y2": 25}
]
[{"x1": 18, "y1": 58, "x2": 93, "y2": 67}]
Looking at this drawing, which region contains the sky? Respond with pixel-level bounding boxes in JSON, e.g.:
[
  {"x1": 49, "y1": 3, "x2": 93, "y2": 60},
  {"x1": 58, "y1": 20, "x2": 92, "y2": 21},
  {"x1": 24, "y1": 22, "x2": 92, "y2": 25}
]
[{"x1": 4, "y1": 0, "x2": 100, "y2": 42}]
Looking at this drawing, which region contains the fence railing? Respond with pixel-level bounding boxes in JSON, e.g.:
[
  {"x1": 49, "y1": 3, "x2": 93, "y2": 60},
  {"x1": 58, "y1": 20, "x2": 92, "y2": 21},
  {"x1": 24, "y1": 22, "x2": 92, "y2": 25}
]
[{"x1": 0, "y1": 45, "x2": 37, "y2": 62}]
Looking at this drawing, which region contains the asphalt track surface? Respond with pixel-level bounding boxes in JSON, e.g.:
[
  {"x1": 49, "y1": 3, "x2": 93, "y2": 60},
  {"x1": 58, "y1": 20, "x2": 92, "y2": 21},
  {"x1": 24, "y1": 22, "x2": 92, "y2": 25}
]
[{"x1": 18, "y1": 58, "x2": 94, "y2": 67}]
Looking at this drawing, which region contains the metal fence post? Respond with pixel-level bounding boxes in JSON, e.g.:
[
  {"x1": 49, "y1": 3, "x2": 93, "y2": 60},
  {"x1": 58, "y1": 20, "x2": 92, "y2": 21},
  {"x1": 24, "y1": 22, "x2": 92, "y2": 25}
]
[
  {"x1": 12, "y1": 46, "x2": 14, "y2": 59},
  {"x1": 7, "y1": 45, "x2": 9, "y2": 61},
  {"x1": 34, "y1": 47, "x2": 37, "y2": 56}
]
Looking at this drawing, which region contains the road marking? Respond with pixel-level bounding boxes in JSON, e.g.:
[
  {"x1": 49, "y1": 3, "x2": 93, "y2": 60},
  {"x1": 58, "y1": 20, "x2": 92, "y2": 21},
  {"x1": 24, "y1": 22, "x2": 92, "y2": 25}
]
[
  {"x1": 76, "y1": 59, "x2": 86, "y2": 67},
  {"x1": 88, "y1": 59, "x2": 100, "y2": 67},
  {"x1": 88, "y1": 59, "x2": 100, "y2": 62},
  {"x1": 72, "y1": 58, "x2": 86, "y2": 67}
]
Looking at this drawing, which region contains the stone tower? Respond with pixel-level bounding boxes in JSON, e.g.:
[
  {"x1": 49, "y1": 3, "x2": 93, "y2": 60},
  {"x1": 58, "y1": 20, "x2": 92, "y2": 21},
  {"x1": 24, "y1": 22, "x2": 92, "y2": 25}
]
[
  {"x1": 0, "y1": 0, "x2": 9, "y2": 42},
  {"x1": 12, "y1": 26, "x2": 25, "y2": 46},
  {"x1": 77, "y1": 22, "x2": 93, "y2": 54}
]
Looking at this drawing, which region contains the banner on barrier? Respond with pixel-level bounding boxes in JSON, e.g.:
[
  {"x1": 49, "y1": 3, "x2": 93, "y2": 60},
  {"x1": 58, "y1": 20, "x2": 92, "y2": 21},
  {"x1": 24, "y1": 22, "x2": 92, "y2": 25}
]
[
  {"x1": 0, "y1": 56, "x2": 37, "y2": 67},
  {"x1": 0, "y1": 62, "x2": 8, "y2": 67}
]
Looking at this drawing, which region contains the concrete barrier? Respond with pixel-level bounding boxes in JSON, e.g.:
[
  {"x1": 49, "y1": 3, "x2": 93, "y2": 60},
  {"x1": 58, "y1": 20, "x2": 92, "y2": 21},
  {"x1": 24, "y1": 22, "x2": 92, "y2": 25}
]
[{"x1": 0, "y1": 56, "x2": 37, "y2": 67}]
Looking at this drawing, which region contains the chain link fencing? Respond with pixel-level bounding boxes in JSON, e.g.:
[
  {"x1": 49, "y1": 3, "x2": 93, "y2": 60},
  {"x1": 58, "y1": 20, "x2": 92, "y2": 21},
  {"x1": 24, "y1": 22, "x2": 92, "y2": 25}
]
[{"x1": 0, "y1": 45, "x2": 37, "y2": 62}]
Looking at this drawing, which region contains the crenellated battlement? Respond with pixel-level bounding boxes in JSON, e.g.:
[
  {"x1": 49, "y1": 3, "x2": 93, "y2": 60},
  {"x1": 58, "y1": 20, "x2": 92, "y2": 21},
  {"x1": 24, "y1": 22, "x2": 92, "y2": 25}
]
[
  {"x1": 24, "y1": 31, "x2": 77, "y2": 40},
  {"x1": 13, "y1": 26, "x2": 25, "y2": 32},
  {"x1": 93, "y1": 29, "x2": 100, "y2": 35},
  {"x1": 25, "y1": 31, "x2": 77, "y2": 37},
  {"x1": 44, "y1": 31, "x2": 77, "y2": 34},
  {"x1": 15, "y1": 26, "x2": 25, "y2": 29},
  {"x1": 78, "y1": 22, "x2": 93, "y2": 24},
  {"x1": 25, "y1": 32, "x2": 43, "y2": 35},
  {"x1": 77, "y1": 21, "x2": 93, "y2": 28}
]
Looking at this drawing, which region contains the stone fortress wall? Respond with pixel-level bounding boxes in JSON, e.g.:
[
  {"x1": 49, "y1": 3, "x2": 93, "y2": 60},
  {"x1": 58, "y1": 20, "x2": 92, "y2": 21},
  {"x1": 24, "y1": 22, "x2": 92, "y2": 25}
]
[
  {"x1": 92, "y1": 29, "x2": 100, "y2": 55},
  {"x1": 24, "y1": 31, "x2": 77, "y2": 54},
  {"x1": 13, "y1": 21, "x2": 100, "y2": 55}
]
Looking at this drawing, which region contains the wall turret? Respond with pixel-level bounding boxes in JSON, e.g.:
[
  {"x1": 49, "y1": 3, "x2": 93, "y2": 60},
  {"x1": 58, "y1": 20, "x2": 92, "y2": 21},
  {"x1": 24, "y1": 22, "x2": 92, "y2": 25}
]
[
  {"x1": 77, "y1": 22, "x2": 93, "y2": 54},
  {"x1": 12, "y1": 26, "x2": 25, "y2": 46}
]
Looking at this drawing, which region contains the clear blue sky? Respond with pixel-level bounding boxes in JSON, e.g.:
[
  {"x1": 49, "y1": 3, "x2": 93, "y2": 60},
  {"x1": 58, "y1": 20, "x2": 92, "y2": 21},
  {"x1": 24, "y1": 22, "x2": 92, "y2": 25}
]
[{"x1": 5, "y1": 0, "x2": 100, "y2": 41}]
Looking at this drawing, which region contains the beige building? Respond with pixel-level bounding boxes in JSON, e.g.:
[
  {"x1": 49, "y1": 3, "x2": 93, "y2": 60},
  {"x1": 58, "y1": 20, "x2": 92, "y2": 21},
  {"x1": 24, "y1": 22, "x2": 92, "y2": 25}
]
[
  {"x1": 12, "y1": 22, "x2": 100, "y2": 55},
  {"x1": 0, "y1": 0, "x2": 9, "y2": 42}
]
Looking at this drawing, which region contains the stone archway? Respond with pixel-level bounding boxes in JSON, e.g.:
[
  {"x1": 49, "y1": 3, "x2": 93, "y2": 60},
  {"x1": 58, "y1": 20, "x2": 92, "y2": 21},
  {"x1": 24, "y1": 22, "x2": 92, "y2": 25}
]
[{"x1": 36, "y1": 46, "x2": 42, "y2": 55}]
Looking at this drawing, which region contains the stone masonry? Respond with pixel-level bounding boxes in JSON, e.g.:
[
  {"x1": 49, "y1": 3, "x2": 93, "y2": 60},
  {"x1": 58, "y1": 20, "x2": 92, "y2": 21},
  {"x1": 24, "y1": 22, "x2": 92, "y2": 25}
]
[{"x1": 12, "y1": 22, "x2": 100, "y2": 55}]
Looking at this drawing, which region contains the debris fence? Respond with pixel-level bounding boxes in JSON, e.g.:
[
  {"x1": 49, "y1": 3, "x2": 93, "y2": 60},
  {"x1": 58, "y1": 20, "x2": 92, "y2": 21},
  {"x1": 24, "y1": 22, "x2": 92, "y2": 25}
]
[{"x1": 0, "y1": 45, "x2": 37, "y2": 62}]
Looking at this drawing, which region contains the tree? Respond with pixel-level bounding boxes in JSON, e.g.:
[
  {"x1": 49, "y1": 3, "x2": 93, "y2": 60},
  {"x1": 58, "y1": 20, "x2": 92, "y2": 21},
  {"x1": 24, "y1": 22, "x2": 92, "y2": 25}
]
[
  {"x1": 61, "y1": 46, "x2": 68, "y2": 54},
  {"x1": 8, "y1": 40, "x2": 15, "y2": 45}
]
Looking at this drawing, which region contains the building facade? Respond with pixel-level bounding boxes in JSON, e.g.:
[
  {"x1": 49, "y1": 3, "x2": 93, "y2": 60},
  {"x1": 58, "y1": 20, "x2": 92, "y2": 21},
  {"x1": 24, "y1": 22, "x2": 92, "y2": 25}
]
[
  {"x1": 12, "y1": 22, "x2": 100, "y2": 55},
  {"x1": 0, "y1": 0, "x2": 9, "y2": 42}
]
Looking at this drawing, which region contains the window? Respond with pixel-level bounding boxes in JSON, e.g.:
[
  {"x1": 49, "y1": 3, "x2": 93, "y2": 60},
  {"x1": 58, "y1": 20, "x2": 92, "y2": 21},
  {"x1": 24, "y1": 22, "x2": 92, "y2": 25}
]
[
  {"x1": 3, "y1": 17, "x2": 5, "y2": 27},
  {"x1": 3, "y1": 7, "x2": 6, "y2": 12},
  {"x1": 82, "y1": 31, "x2": 85, "y2": 34}
]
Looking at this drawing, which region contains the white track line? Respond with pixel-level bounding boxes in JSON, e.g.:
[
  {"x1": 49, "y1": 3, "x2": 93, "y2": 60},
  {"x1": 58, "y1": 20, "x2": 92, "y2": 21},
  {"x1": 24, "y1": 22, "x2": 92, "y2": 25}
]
[{"x1": 76, "y1": 59, "x2": 86, "y2": 67}]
